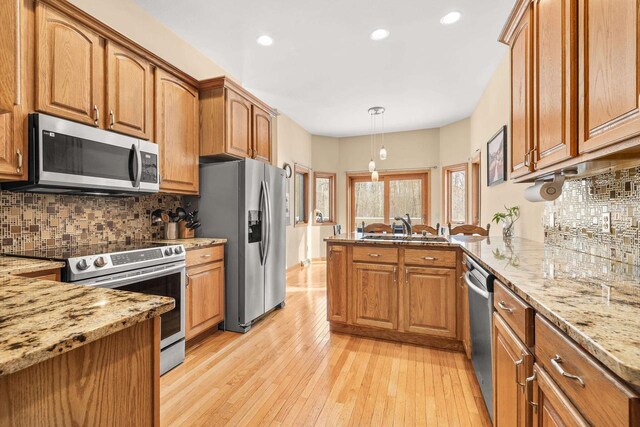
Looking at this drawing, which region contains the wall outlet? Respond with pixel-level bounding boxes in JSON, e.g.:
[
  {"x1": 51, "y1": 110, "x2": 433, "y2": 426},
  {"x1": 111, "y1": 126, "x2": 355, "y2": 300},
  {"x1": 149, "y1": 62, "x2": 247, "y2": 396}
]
[{"x1": 602, "y1": 212, "x2": 611, "y2": 233}]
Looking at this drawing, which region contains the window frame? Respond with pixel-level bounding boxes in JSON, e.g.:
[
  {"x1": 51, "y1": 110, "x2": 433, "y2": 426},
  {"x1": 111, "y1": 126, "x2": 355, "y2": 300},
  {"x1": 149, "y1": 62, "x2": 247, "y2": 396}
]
[
  {"x1": 347, "y1": 169, "x2": 431, "y2": 232},
  {"x1": 294, "y1": 164, "x2": 310, "y2": 227},
  {"x1": 470, "y1": 151, "x2": 481, "y2": 226},
  {"x1": 313, "y1": 171, "x2": 336, "y2": 226},
  {"x1": 442, "y1": 163, "x2": 469, "y2": 225}
]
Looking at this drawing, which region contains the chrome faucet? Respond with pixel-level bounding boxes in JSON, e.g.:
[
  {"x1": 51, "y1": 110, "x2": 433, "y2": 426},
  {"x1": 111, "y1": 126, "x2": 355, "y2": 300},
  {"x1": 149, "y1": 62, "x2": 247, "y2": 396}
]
[{"x1": 394, "y1": 214, "x2": 413, "y2": 236}]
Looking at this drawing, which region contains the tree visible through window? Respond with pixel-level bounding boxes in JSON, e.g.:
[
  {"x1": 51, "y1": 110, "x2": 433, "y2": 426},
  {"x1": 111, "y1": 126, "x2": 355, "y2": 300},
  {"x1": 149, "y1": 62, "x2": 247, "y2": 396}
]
[
  {"x1": 350, "y1": 172, "x2": 429, "y2": 231},
  {"x1": 294, "y1": 165, "x2": 309, "y2": 225},
  {"x1": 314, "y1": 172, "x2": 336, "y2": 224},
  {"x1": 443, "y1": 164, "x2": 468, "y2": 225}
]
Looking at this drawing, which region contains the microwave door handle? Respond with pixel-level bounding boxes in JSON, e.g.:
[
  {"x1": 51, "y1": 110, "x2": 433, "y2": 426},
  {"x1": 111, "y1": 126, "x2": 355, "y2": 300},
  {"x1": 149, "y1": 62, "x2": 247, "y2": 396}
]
[{"x1": 132, "y1": 143, "x2": 142, "y2": 188}]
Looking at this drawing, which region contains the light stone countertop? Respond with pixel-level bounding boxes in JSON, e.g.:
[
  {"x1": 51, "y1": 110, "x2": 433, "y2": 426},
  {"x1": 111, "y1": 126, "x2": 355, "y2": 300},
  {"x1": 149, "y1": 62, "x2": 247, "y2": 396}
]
[
  {"x1": 0, "y1": 256, "x2": 65, "y2": 276},
  {"x1": 325, "y1": 234, "x2": 640, "y2": 387}
]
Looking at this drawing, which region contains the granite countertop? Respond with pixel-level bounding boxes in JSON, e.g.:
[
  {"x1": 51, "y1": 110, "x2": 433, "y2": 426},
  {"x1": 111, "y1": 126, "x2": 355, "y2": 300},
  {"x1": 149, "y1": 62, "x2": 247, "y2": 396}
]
[
  {"x1": 154, "y1": 237, "x2": 227, "y2": 250},
  {"x1": 325, "y1": 234, "x2": 640, "y2": 387},
  {"x1": 0, "y1": 256, "x2": 65, "y2": 276},
  {"x1": 0, "y1": 274, "x2": 174, "y2": 377}
]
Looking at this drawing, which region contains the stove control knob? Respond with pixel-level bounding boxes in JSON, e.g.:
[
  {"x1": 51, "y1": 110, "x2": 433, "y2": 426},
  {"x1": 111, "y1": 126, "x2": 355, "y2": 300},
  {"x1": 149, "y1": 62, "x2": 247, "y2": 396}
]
[
  {"x1": 94, "y1": 256, "x2": 107, "y2": 268},
  {"x1": 174, "y1": 246, "x2": 184, "y2": 255},
  {"x1": 76, "y1": 259, "x2": 89, "y2": 271},
  {"x1": 164, "y1": 247, "x2": 174, "y2": 256}
]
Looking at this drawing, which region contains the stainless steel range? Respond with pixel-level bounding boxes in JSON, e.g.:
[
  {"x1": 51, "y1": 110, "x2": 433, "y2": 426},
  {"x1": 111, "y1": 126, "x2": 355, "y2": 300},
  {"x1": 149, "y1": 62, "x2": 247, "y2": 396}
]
[{"x1": 5, "y1": 242, "x2": 186, "y2": 375}]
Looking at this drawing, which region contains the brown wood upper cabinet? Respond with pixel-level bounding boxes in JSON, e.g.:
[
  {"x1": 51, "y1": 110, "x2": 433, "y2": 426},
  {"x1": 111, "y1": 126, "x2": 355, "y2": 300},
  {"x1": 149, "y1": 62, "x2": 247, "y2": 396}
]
[
  {"x1": 155, "y1": 68, "x2": 199, "y2": 195},
  {"x1": 507, "y1": 3, "x2": 533, "y2": 178},
  {"x1": 200, "y1": 77, "x2": 275, "y2": 163},
  {"x1": 106, "y1": 41, "x2": 154, "y2": 139},
  {"x1": 579, "y1": 0, "x2": 640, "y2": 153},
  {"x1": 36, "y1": 3, "x2": 105, "y2": 127},
  {"x1": 532, "y1": 0, "x2": 577, "y2": 169},
  {"x1": 0, "y1": 0, "x2": 19, "y2": 115}
]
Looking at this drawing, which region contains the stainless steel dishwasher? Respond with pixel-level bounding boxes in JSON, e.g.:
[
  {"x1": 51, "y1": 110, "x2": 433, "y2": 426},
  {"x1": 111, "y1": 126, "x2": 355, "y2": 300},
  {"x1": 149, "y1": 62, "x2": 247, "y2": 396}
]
[{"x1": 463, "y1": 255, "x2": 495, "y2": 421}]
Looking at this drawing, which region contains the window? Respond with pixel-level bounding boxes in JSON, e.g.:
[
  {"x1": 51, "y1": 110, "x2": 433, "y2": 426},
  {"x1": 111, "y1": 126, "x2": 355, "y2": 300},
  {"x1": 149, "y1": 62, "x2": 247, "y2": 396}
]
[
  {"x1": 294, "y1": 165, "x2": 309, "y2": 226},
  {"x1": 348, "y1": 171, "x2": 430, "y2": 231},
  {"x1": 313, "y1": 172, "x2": 336, "y2": 224},
  {"x1": 471, "y1": 151, "x2": 481, "y2": 225},
  {"x1": 443, "y1": 163, "x2": 468, "y2": 225}
]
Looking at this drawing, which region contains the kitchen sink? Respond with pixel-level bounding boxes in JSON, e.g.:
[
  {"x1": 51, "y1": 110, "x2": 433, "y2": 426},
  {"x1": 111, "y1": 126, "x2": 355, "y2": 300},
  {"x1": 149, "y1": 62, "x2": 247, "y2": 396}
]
[{"x1": 359, "y1": 234, "x2": 448, "y2": 243}]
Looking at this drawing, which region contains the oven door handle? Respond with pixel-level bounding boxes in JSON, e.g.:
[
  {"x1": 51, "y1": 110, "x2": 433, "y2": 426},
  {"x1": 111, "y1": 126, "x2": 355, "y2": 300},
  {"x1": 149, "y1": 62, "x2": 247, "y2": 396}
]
[
  {"x1": 464, "y1": 271, "x2": 490, "y2": 300},
  {"x1": 79, "y1": 262, "x2": 186, "y2": 289}
]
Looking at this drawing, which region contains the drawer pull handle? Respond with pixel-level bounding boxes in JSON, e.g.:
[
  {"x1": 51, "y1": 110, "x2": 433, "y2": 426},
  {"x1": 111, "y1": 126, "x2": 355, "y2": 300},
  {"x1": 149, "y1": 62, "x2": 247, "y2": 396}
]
[
  {"x1": 515, "y1": 357, "x2": 525, "y2": 388},
  {"x1": 551, "y1": 355, "x2": 585, "y2": 387},
  {"x1": 368, "y1": 253, "x2": 381, "y2": 257},
  {"x1": 525, "y1": 372, "x2": 538, "y2": 412},
  {"x1": 498, "y1": 301, "x2": 514, "y2": 313},
  {"x1": 421, "y1": 256, "x2": 437, "y2": 261},
  {"x1": 201, "y1": 254, "x2": 212, "y2": 258}
]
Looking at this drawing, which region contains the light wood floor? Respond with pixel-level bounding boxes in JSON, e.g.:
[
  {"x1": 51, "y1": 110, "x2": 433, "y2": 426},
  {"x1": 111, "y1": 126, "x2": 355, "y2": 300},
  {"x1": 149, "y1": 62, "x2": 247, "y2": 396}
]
[{"x1": 160, "y1": 263, "x2": 491, "y2": 427}]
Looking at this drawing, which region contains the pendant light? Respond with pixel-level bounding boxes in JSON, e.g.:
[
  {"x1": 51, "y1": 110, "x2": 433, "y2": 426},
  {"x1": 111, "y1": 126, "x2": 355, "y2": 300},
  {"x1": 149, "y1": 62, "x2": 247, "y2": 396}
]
[{"x1": 368, "y1": 106, "x2": 386, "y2": 181}]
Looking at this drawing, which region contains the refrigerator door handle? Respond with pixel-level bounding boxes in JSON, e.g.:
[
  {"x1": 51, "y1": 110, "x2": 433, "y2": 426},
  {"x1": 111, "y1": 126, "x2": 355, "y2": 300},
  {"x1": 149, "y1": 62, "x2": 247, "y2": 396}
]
[
  {"x1": 263, "y1": 181, "x2": 272, "y2": 264},
  {"x1": 259, "y1": 181, "x2": 267, "y2": 265}
]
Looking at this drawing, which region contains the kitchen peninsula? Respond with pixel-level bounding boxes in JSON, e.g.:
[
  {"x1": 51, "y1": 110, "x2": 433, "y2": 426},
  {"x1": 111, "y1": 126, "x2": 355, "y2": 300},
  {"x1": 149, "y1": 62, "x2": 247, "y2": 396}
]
[
  {"x1": 0, "y1": 270, "x2": 173, "y2": 426},
  {"x1": 325, "y1": 234, "x2": 640, "y2": 426}
]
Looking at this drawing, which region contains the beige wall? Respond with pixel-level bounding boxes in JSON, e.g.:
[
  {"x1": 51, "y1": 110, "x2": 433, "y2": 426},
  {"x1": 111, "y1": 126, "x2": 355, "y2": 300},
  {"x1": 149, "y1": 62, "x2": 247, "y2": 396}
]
[
  {"x1": 469, "y1": 53, "x2": 545, "y2": 241},
  {"x1": 275, "y1": 115, "x2": 315, "y2": 268},
  {"x1": 68, "y1": 0, "x2": 228, "y2": 80}
]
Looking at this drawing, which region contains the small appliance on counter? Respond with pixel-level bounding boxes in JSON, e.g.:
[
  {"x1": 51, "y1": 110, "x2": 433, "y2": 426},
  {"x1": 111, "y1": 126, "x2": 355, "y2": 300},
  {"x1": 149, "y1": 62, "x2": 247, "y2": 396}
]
[
  {"x1": 187, "y1": 158, "x2": 286, "y2": 333},
  {"x1": 2, "y1": 114, "x2": 159, "y2": 195}
]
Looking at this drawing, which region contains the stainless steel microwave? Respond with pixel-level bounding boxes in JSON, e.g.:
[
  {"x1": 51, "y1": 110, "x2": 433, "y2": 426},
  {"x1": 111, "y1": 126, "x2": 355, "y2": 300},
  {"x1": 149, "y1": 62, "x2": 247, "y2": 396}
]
[{"x1": 2, "y1": 113, "x2": 159, "y2": 195}]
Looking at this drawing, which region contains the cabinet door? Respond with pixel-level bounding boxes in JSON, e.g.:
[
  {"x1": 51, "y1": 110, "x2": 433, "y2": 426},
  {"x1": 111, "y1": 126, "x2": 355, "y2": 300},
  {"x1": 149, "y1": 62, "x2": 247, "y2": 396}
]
[
  {"x1": 402, "y1": 266, "x2": 456, "y2": 338},
  {"x1": 106, "y1": 41, "x2": 153, "y2": 139},
  {"x1": 510, "y1": 5, "x2": 534, "y2": 178},
  {"x1": 533, "y1": 0, "x2": 577, "y2": 169},
  {"x1": 226, "y1": 89, "x2": 252, "y2": 158},
  {"x1": 579, "y1": 0, "x2": 640, "y2": 153},
  {"x1": 531, "y1": 365, "x2": 589, "y2": 427},
  {"x1": 351, "y1": 262, "x2": 398, "y2": 330},
  {"x1": 493, "y1": 313, "x2": 533, "y2": 427},
  {"x1": 0, "y1": 112, "x2": 22, "y2": 179},
  {"x1": 36, "y1": 4, "x2": 104, "y2": 126},
  {"x1": 186, "y1": 261, "x2": 225, "y2": 340},
  {"x1": 0, "y1": 0, "x2": 18, "y2": 114},
  {"x1": 252, "y1": 105, "x2": 272, "y2": 163},
  {"x1": 155, "y1": 68, "x2": 199, "y2": 195},
  {"x1": 327, "y1": 245, "x2": 348, "y2": 323}
]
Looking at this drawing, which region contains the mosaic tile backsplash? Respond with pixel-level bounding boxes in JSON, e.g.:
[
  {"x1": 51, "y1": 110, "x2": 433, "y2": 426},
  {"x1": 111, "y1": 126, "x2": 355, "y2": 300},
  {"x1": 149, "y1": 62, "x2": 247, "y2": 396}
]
[
  {"x1": 0, "y1": 191, "x2": 182, "y2": 253},
  {"x1": 544, "y1": 167, "x2": 640, "y2": 265}
]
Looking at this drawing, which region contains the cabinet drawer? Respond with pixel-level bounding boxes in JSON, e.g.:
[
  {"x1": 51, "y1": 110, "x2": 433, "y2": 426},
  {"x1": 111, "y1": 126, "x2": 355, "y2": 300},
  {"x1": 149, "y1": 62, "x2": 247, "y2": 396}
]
[
  {"x1": 535, "y1": 315, "x2": 639, "y2": 427},
  {"x1": 494, "y1": 280, "x2": 534, "y2": 346},
  {"x1": 352, "y1": 246, "x2": 398, "y2": 264},
  {"x1": 404, "y1": 248, "x2": 456, "y2": 268},
  {"x1": 186, "y1": 245, "x2": 224, "y2": 267}
]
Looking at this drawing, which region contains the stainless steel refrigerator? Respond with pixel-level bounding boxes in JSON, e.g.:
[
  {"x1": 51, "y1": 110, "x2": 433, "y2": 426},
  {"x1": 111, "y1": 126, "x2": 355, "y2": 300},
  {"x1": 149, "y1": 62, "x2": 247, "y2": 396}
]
[{"x1": 189, "y1": 159, "x2": 286, "y2": 333}]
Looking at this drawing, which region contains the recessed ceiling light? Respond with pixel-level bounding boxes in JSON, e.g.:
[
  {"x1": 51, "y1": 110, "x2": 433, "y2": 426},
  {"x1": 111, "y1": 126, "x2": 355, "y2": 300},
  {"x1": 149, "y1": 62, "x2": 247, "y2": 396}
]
[
  {"x1": 256, "y1": 35, "x2": 274, "y2": 46},
  {"x1": 440, "y1": 11, "x2": 462, "y2": 25},
  {"x1": 370, "y1": 28, "x2": 390, "y2": 41}
]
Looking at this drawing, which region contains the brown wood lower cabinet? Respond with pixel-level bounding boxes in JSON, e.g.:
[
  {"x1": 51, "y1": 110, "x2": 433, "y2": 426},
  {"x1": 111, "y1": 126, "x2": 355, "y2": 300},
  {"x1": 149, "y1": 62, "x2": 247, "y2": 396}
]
[
  {"x1": 17, "y1": 268, "x2": 61, "y2": 282},
  {"x1": 185, "y1": 246, "x2": 225, "y2": 341},
  {"x1": 351, "y1": 262, "x2": 398, "y2": 330},
  {"x1": 530, "y1": 364, "x2": 588, "y2": 426},
  {"x1": 493, "y1": 313, "x2": 533, "y2": 427},
  {"x1": 326, "y1": 244, "x2": 460, "y2": 350},
  {"x1": 403, "y1": 266, "x2": 456, "y2": 338}
]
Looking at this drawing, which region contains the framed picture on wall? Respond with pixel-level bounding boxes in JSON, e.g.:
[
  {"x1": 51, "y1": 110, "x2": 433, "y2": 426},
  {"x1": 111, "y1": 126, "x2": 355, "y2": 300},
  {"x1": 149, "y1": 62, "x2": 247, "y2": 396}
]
[{"x1": 487, "y1": 125, "x2": 507, "y2": 187}]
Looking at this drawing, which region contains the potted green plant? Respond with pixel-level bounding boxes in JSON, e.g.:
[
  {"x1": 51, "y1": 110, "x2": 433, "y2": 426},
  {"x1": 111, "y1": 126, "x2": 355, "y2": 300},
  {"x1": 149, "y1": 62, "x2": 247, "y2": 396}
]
[{"x1": 492, "y1": 205, "x2": 520, "y2": 239}]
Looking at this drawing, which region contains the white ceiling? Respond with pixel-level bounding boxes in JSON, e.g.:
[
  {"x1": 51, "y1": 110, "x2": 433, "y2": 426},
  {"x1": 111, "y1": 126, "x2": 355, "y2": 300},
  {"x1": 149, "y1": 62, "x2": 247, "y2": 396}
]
[{"x1": 133, "y1": 0, "x2": 514, "y2": 137}]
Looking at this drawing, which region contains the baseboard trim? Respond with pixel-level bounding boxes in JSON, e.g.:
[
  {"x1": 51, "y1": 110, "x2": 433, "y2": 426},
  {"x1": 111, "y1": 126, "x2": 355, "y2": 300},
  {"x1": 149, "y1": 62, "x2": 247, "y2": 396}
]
[
  {"x1": 310, "y1": 257, "x2": 326, "y2": 263},
  {"x1": 329, "y1": 322, "x2": 464, "y2": 352}
]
